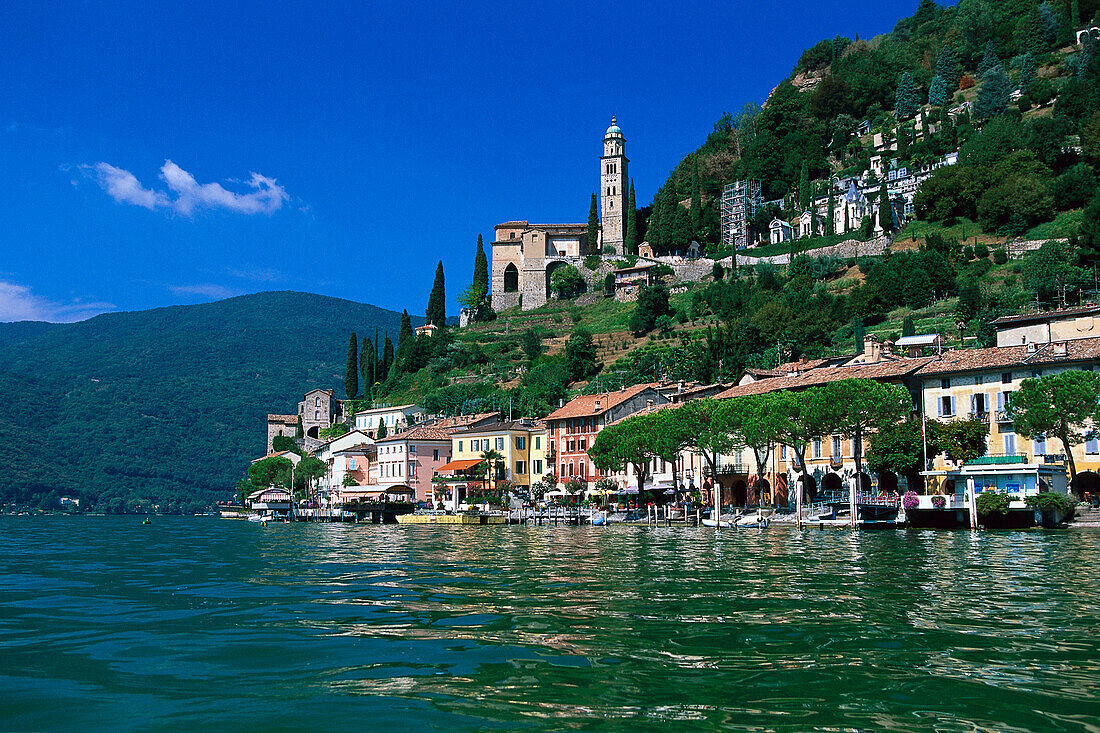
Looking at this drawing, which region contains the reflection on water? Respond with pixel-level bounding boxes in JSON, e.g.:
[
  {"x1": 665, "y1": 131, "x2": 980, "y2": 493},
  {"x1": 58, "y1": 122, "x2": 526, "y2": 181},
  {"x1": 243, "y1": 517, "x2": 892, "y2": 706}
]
[{"x1": 2, "y1": 517, "x2": 1099, "y2": 731}]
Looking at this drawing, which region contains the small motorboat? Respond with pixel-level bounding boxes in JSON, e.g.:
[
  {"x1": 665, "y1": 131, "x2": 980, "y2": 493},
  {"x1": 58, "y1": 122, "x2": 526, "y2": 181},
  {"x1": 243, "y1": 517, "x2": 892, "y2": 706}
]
[
  {"x1": 701, "y1": 514, "x2": 739, "y2": 528},
  {"x1": 591, "y1": 511, "x2": 608, "y2": 526},
  {"x1": 736, "y1": 513, "x2": 769, "y2": 529}
]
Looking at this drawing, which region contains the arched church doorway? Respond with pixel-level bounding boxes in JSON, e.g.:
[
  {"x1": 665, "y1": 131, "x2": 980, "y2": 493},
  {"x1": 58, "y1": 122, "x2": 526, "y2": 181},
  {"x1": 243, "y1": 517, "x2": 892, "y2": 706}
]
[{"x1": 503, "y1": 263, "x2": 519, "y2": 293}]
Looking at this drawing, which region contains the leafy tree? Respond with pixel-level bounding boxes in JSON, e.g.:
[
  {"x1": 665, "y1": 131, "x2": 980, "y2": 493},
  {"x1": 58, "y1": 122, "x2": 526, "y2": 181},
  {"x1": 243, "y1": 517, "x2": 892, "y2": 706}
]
[
  {"x1": 248, "y1": 455, "x2": 292, "y2": 489},
  {"x1": 770, "y1": 387, "x2": 834, "y2": 492},
  {"x1": 928, "y1": 74, "x2": 949, "y2": 107},
  {"x1": 712, "y1": 261, "x2": 725, "y2": 281},
  {"x1": 1080, "y1": 191, "x2": 1100, "y2": 262},
  {"x1": 589, "y1": 412, "x2": 661, "y2": 495},
  {"x1": 1022, "y1": 240, "x2": 1088, "y2": 303},
  {"x1": 976, "y1": 65, "x2": 1011, "y2": 118},
  {"x1": 819, "y1": 378, "x2": 913, "y2": 479},
  {"x1": 1009, "y1": 370, "x2": 1100, "y2": 494},
  {"x1": 426, "y1": 261, "x2": 446, "y2": 327},
  {"x1": 550, "y1": 265, "x2": 586, "y2": 299},
  {"x1": 563, "y1": 328, "x2": 598, "y2": 383},
  {"x1": 520, "y1": 328, "x2": 543, "y2": 362},
  {"x1": 866, "y1": 417, "x2": 926, "y2": 493},
  {"x1": 271, "y1": 435, "x2": 296, "y2": 453},
  {"x1": 603, "y1": 272, "x2": 616, "y2": 293},
  {"x1": 724, "y1": 393, "x2": 787, "y2": 499},
  {"x1": 932, "y1": 418, "x2": 989, "y2": 464},
  {"x1": 587, "y1": 192, "x2": 599, "y2": 250},
  {"x1": 480, "y1": 448, "x2": 504, "y2": 495},
  {"x1": 675, "y1": 398, "x2": 736, "y2": 486},
  {"x1": 296, "y1": 456, "x2": 326, "y2": 497},
  {"x1": 630, "y1": 284, "x2": 672, "y2": 335},
  {"x1": 895, "y1": 72, "x2": 919, "y2": 118},
  {"x1": 344, "y1": 332, "x2": 358, "y2": 399}
]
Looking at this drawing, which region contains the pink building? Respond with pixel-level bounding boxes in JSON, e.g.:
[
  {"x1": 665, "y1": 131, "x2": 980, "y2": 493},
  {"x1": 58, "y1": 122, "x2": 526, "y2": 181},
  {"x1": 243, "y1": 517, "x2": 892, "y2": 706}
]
[{"x1": 374, "y1": 425, "x2": 454, "y2": 503}]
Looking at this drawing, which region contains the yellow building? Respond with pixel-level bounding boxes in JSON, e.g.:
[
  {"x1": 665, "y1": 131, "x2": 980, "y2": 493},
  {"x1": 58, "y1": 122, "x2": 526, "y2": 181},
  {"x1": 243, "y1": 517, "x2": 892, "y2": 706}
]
[{"x1": 448, "y1": 418, "x2": 549, "y2": 491}]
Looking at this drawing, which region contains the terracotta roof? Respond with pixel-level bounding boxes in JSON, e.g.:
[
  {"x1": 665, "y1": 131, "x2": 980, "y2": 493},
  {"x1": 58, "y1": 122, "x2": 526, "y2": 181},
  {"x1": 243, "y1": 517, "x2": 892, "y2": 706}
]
[
  {"x1": 451, "y1": 419, "x2": 546, "y2": 436},
  {"x1": 546, "y1": 383, "x2": 658, "y2": 421},
  {"x1": 990, "y1": 306, "x2": 1100, "y2": 326},
  {"x1": 915, "y1": 339, "x2": 1100, "y2": 377},
  {"x1": 376, "y1": 425, "x2": 454, "y2": 443},
  {"x1": 607, "y1": 401, "x2": 682, "y2": 426},
  {"x1": 426, "y1": 412, "x2": 502, "y2": 430},
  {"x1": 715, "y1": 358, "x2": 932, "y2": 399}
]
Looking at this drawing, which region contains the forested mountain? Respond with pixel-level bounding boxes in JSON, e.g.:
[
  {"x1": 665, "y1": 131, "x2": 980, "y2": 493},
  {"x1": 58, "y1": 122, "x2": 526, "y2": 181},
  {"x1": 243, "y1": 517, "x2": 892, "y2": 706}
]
[
  {"x1": 640, "y1": 0, "x2": 1100, "y2": 252},
  {"x1": 0, "y1": 292, "x2": 413, "y2": 513}
]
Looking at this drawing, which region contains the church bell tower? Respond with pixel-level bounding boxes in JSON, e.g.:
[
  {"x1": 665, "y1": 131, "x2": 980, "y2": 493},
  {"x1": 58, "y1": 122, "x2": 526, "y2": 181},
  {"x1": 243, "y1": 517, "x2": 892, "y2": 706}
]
[{"x1": 599, "y1": 117, "x2": 629, "y2": 254}]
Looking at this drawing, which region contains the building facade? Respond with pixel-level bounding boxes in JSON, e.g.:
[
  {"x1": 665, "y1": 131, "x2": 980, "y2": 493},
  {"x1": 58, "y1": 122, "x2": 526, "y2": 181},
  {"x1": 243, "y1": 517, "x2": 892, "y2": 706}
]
[
  {"x1": 354, "y1": 404, "x2": 425, "y2": 435},
  {"x1": 374, "y1": 425, "x2": 455, "y2": 503}
]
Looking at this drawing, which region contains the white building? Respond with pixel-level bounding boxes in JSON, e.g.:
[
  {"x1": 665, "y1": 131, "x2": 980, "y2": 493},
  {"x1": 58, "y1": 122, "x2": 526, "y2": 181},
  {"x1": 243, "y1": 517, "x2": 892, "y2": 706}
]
[{"x1": 354, "y1": 404, "x2": 425, "y2": 435}]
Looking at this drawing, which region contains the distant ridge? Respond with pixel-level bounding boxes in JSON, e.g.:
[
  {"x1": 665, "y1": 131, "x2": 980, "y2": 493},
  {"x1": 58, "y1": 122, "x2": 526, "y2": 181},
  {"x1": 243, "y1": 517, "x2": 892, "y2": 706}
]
[{"x1": 0, "y1": 291, "x2": 417, "y2": 511}]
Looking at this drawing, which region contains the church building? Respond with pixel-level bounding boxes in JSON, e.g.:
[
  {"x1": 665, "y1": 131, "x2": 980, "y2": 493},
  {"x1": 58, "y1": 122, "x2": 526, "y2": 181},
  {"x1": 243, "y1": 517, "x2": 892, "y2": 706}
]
[{"x1": 491, "y1": 119, "x2": 629, "y2": 311}]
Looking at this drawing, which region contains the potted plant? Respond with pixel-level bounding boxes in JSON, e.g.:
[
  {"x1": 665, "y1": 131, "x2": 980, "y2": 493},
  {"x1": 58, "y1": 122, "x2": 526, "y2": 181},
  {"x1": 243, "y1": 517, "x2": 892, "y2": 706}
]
[{"x1": 931, "y1": 494, "x2": 947, "y2": 509}]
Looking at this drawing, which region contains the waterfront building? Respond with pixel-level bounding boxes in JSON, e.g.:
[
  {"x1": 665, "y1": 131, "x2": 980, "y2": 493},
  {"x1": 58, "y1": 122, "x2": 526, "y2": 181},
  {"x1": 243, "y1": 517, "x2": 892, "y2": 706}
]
[
  {"x1": 316, "y1": 429, "x2": 376, "y2": 498},
  {"x1": 546, "y1": 383, "x2": 669, "y2": 489},
  {"x1": 353, "y1": 404, "x2": 426, "y2": 435},
  {"x1": 373, "y1": 425, "x2": 455, "y2": 503},
  {"x1": 448, "y1": 418, "x2": 548, "y2": 488}
]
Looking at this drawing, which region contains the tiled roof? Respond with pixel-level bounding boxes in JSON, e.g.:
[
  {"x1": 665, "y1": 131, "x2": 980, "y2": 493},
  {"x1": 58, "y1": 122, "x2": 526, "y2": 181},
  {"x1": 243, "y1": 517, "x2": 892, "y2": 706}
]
[
  {"x1": 451, "y1": 419, "x2": 546, "y2": 436},
  {"x1": 354, "y1": 404, "x2": 419, "y2": 416},
  {"x1": 715, "y1": 358, "x2": 933, "y2": 399},
  {"x1": 607, "y1": 401, "x2": 682, "y2": 426},
  {"x1": 915, "y1": 339, "x2": 1100, "y2": 376},
  {"x1": 376, "y1": 425, "x2": 455, "y2": 443},
  {"x1": 426, "y1": 412, "x2": 501, "y2": 429},
  {"x1": 990, "y1": 306, "x2": 1100, "y2": 326},
  {"x1": 546, "y1": 383, "x2": 658, "y2": 421}
]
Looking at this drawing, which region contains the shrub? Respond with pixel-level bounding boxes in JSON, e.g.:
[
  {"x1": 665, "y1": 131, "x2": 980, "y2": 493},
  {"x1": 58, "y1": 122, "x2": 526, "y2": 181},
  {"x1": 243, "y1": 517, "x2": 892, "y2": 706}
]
[
  {"x1": 993, "y1": 248, "x2": 1008, "y2": 265},
  {"x1": 962, "y1": 244, "x2": 975, "y2": 260},
  {"x1": 976, "y1": 491, "x2": 1011, "y2": 516},
  {"x1": 1023, "y1": 492, "x2": 1074, "y2": 515},
  {"x1": 931, "y1": 495, "x2": 947, "y2": 508},
  {"x1": 975, "y1": 243, "x2": 989, "y2": 259}
]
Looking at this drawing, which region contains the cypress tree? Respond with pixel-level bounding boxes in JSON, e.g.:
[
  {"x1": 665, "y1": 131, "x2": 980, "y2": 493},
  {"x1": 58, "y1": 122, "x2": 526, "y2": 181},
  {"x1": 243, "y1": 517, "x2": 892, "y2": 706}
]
[
  {"x1": 690, "y1": 156, "x2": 702, "y2": 233},
  {"x1": 853, "y1": 317, "x2": 865, "y2": 351},
  {"x1": 360, "y1": 336, "x2": 374, "y2": 400},
  {"x1": 625, "y1": 180, "x2": 637, "y2": 253},
  {"x1": 376, "y1": 421, "x2": 387, "y2": 440},
  {"x1": 295, "y1": 414, "x2": 303, "y2": 440},
  {"x1": 895, "y1": 72, "x2": 919, "y2": 118},
  {"x1": 397, "y1": 309, "x2": 413, "y2": 362},
  {"x1": 928, "y1": 75, "x2": 948, "y2": 107},
  {"x1": 902, "y1": 315, "x2": 916, "y2": 338},
  {"x1": 798, "y1": 163, "x2": 810, "y2": 211},
  {"x1": 826, "y1": 184, "x2": 836, "y2": 236},
  {"x1": 843, "y1": 201, "x2": 850, "y2": 234},
  {"x1": 587, "y1": 192, "x2": 599, "y2": 251},
  {"x1": 426, "y1": 260, "x2": 446, "y2": 326},
  {"x1": 878, "y1": 181, "x2": 891, "y2": 231},
  {"x1": 472, "y1": 234, "x2": 488, "y2": 300},
  {"x1": 382, "y1": 334, "x2": 394, "y2": 379},
  {"x1": 344, "y1": 332, "x2": 358, "y2": 399}
]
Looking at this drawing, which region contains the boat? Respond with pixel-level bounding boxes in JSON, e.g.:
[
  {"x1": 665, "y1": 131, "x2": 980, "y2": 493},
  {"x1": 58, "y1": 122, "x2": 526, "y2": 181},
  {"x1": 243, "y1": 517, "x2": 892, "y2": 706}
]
[
  {"x1": 736, "y1": 513, "x2": 769, "y2": 529},
  {"x1": 701, "y1": 514, "x2": 739, "y2": 528},
  {"x1": 591, "y1": 511, "x2": 608, "y2": 526}
]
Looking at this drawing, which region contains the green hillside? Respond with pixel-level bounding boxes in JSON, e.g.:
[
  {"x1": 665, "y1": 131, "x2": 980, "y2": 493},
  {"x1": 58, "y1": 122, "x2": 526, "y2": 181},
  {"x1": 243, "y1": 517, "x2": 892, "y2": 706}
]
[{"x1": 0, "y1": 291, "x2": 414, "y2": 513}]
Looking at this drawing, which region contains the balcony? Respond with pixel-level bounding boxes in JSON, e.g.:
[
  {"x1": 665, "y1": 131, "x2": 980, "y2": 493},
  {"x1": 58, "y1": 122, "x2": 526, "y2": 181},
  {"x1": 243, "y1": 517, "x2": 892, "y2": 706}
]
[
  {"x1": 995, "y1": 409, "x2": 1012, "y2": 423},
  {"x1": 972, "y1": 410, "x2": 990, "y2": 423},
  {"x1": 703, "y1": 463, "x2": 747, "y2": 476}
]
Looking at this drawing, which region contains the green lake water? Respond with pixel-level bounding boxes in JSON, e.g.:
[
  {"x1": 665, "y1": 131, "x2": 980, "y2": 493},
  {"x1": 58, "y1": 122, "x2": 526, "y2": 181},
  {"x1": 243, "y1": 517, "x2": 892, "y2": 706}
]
[{"x1": 2, "y1": 516, "x2": 1099, "y2": 732}]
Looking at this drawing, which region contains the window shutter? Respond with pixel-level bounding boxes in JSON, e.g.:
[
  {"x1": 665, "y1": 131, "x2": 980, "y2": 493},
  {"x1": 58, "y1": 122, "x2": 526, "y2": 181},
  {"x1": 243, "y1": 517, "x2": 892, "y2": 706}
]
[
  {"x1": 937, "y1": 398, "x2": 944, "y2": 417},
  {"x1": 996, "y1": 392, "x2": 1004, "y2": 411},
  {"x1": 950, "y1": 396, "x2": 956, "y2": 416}
]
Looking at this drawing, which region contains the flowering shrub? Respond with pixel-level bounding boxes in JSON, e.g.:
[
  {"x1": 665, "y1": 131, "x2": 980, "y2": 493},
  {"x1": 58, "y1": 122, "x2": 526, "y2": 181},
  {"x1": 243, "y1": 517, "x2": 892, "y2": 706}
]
[
  {"x1": 931, "y1": 494, "x2": 947, "y2": 509},
  {"x1": 564, "y1": 479, "x2": 586, "y2": 494},
  {"x1": 902, "y1": 491, "x2": 920, "y2": 510}
]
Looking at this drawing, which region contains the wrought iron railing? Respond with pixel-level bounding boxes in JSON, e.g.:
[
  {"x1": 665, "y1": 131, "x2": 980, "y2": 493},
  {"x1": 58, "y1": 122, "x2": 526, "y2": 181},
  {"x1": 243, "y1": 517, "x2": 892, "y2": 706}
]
[{"x1": 703, "y1": 463, "x2": 746, "y2": 476}]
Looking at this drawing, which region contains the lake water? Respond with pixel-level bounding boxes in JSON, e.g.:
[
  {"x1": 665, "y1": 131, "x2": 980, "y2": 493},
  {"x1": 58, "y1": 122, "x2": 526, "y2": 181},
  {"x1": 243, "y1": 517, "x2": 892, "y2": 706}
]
[{"x1": 2, "y1": 517, "x2": 1099, "y2": 732}]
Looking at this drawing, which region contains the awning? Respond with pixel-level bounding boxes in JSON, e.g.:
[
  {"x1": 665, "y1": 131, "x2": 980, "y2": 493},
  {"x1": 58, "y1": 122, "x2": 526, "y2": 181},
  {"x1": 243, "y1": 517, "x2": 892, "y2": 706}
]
[{"x1": 437, "y1": 458, "x2": 484, "y2": 472}]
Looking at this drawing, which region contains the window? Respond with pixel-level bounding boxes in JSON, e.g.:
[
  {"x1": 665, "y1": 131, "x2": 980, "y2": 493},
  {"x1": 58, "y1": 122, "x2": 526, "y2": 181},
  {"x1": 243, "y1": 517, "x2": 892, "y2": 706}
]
[
  {"x1": 1002, "y1": 372, "x2": 1012, "y2": 384},
  {"x1": 349, "y1": 458, "x2": 357, "y2": 470},
  {"x1": 940, "y1": 378, "x2": 949, "y2": 390},
  {"x1": 409, "y1": 444, "x2": 416, "y2": 455},
  {"x1": 939, "y1": 396, "x2": 956, "y2": 416},
  {"x1": 314, "y1": 411, "x2": 320, "y2": 420},
  {"x1": 458, "y1": 441, "x2": 463, "y2": 453},
  {"x1": 515, "y1": 461, "x2": 526, "y2": 475},
  {"x1": 533, "y1": 460, "x2": 543, "y2": 474},
  {"x1": 580, "y1": 438, "x2": 587, "y2": 451},
  {"x1": 832, "y1": 435, "x2": 842, "y2": 458},
  {"x1": 1003, "y1": 432, "x2": 1016, "y2": 455},
  {"x1": 568, "y1": 462, "x2": 575, "y2": 477},
  {"x1": 516, "y1": 436, "x2": 526, "y2": 450},
  {"x1": 567, "y1": 440, "x2": 576, "y2": 452},
  {"x1": 780, "y1": 445, "x2": 787, "y2": 460},
  {"x1": 560, "y1": 463, "x2": 566, "y2": 476},
  {"x1": 813, "y1": 438, "x2": 822, "y2": 459},
  {"x1": 495, "y1": 437, "x2": 504, "y2": 451},
  {"x1": 1087, "y1": 437, "x2": 1099, "y2": 455},
  {"x1": 1034, "y1": 435, "x2": 1046, "y2": 455},
  {"x1": 971, "y1": 393, "x2": 987, "y2": 416},
  {"x1": 409, "y1": 462, "x2": 416, "y2": 478},
  {"x1": 534, "y1": 436, "x2": 541, "y2": 450},
  {"x1": 315, "y1": 396, "x2": 321, "y2": 406}
]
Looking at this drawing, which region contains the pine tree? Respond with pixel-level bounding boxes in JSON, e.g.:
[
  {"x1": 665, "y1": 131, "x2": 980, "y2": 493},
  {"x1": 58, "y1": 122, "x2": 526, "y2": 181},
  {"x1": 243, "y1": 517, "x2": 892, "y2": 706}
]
[
  {"x1": 382, "y1": 334, "x2": 394, "y2": 379},
  {"x1": 1023, "y1": 5, "x2": 1045, "y2": 56},
  {"x1": 977, "y1": 42, "x2": 1000, "y2": 77},
  {"x1": 826, "y1": 184, "x2": 836, "y2": 236},
  {"x1": 1018, "y1": 53, "x2": 1036, "y2": 91},
  {"x1": 878, "y1": 181, "x2": 891, "y2": 231},
  {"x1": 935, "y1": 44, "x2": 961, "y2": 91},
  {"x1": 798, "y1": 163, "x2": 810, "y2": 211},
  {"x1": 426, "y1": 260, "x2": 446, "y2": 327},
  {"x1": 895, "y1": 72, "x2": 919, "y2": 118},
  {"x1": 587, "y1": 192, "x2": 599, "y2": 251},
  {"x1": 344, "y1": 332, "x2": 358, "y2": 399},
  {"x1": 928, "y1": 75, "x2": 948, "y2": 106},
  {"x1": 976, "y1": 64, "x2": 1011, "y2": 118},
  {"x1": 690, "y1": 156, "x2": 702, "y2": 234},
  {"x1": 624, "y1": 179, "x2": 637, "y2": 253}
]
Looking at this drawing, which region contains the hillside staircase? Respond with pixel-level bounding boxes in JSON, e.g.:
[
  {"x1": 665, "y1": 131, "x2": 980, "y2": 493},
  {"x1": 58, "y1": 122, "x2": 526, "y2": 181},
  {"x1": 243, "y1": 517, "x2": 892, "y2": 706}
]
[{"x1": 1071, "y1": 504, "x2": 1100, "y2": 526}]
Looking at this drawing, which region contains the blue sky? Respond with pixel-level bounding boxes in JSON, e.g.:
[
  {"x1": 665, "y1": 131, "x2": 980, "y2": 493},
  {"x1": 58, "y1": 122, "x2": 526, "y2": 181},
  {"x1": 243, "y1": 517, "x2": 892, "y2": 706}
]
[{"x1": 0, "y1": 0, "x2": 919, "y2": 322}]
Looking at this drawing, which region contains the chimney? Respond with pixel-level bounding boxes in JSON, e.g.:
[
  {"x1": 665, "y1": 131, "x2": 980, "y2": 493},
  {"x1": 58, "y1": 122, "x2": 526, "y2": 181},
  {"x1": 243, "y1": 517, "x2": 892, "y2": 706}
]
[
  {"x1": 864, "y1": 334, "x2": 881, "y2": 363},
  {"x1": 1026, "y1": 342, "x2": 1039, "y2": 354},
  {"x1": 594, "y1": 399, "x2": 601, "y2": 411}
]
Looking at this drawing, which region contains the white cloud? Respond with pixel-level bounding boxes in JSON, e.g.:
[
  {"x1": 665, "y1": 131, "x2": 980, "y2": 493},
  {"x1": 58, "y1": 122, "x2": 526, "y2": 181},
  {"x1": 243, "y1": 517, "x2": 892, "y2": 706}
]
[
  {"x1": 0, "y1": 281, "x2": 115, "y2": 323},
  {"x1": 226, "y1": 266, "x2": 284, "y2": 283},
  {"x1": 87, "y1": 160, "x2": 289, "y2": 216},
  {"x1": 168, "y1": 284, "x2": 244, "y2": 300}
]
